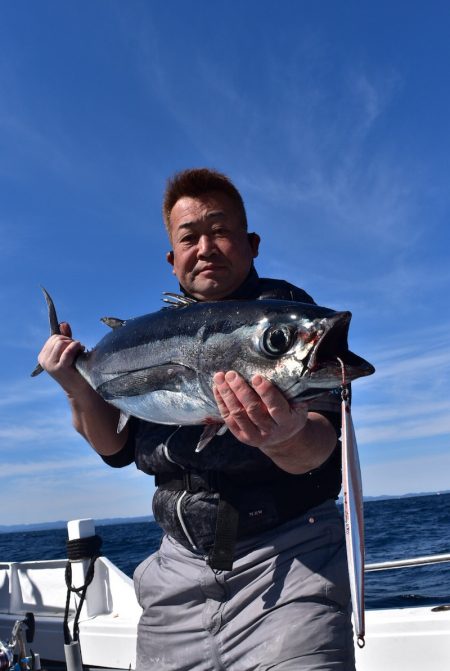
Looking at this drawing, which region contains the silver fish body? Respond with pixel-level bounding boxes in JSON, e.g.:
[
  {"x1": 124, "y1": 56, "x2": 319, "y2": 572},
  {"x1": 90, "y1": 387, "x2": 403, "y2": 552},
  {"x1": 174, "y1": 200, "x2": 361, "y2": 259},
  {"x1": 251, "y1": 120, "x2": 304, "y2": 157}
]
[
  {"x1": 71, "y1": 297, "x2": 374, "y2": 427},
  {"x1": 33, "y1": 289, "x2": 375, "y2": 431}
]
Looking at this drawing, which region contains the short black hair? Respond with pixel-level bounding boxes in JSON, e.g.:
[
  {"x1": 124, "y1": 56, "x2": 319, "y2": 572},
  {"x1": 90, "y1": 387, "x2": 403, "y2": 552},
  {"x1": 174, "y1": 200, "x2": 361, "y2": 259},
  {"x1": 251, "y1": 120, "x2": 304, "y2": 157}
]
[{"x1": 163, "y1": 167, "x2": 247, "y2": 234}]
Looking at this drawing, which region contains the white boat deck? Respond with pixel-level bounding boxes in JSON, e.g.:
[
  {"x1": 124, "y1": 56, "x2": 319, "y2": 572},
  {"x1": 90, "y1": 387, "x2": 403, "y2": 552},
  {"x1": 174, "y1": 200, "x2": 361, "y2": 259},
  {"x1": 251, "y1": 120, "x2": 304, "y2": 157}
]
[
  {"x1": 0, "y1": 557, "x2": 140, "y2": 670},
  {"x1": 1, "y1": 544, "x2": 449, "y2": 669}
]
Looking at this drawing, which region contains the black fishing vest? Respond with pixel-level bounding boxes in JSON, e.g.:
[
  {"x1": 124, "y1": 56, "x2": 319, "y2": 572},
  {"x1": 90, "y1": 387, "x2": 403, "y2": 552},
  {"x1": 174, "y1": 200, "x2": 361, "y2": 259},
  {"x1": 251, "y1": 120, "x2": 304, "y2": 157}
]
[{"x1": 104, "y1": 269, "x2": 342, "y2": 569}]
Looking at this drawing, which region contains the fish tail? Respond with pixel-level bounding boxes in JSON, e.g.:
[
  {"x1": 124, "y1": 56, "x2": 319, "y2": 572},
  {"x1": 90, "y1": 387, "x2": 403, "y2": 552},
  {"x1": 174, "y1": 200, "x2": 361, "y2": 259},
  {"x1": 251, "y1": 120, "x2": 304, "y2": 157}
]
[{"x1": 31, "y1": 287, "x2": 61, "y2": 377}]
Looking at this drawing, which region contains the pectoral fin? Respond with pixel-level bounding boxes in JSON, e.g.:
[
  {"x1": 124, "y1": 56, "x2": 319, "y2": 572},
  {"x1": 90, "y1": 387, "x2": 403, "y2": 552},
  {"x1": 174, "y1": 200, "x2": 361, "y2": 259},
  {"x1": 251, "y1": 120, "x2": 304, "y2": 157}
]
[
  {"x1": 97, "y1": 364, "x2": 196, "y2": 399},
  {"x1": 117, "y1": 411, "x2": 130, "y2": 433},
  {"x1": 195, "y1": 423, "x2": 227, "y2": 452},
  {"x1": 31, "y1": 363, "x2": 44, "y2": 377}
]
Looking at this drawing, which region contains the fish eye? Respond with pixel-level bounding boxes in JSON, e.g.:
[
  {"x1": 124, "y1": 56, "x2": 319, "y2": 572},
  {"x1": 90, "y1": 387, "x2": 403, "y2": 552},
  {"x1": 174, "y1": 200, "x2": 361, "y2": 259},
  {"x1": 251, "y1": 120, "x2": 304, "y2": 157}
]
[{"x1": 261, "y1": 326, "x2": 296, "y2": 357}]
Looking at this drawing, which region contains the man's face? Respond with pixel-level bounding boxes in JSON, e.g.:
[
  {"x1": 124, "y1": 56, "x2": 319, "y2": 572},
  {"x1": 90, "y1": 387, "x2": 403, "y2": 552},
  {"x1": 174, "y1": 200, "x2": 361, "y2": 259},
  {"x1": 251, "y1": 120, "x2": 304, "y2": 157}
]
[{"x1": 167, "y1": 192, "x2": 260, "y2": 301}]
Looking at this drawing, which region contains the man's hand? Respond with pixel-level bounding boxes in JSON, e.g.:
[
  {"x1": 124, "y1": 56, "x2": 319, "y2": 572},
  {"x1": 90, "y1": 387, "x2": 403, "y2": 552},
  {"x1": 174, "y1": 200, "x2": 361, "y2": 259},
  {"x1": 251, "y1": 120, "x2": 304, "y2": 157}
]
[
  {"x1": 213, "y1": 370, "x2": 308, "y2": 448},
  {"x1": 38, "y1": 322, "x2": 86, "y2": 394},
  {"x1": 212, "y1": 371, "x2": 337, "y2": 474}
]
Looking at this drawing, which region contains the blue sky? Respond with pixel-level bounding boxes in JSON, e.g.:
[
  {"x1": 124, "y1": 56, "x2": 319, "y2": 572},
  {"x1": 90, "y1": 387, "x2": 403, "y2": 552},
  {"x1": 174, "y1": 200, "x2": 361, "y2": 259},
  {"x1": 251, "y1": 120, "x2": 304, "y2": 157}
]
[{"x1": 1, "y1": 1, "x2": 449, "y2": 525}]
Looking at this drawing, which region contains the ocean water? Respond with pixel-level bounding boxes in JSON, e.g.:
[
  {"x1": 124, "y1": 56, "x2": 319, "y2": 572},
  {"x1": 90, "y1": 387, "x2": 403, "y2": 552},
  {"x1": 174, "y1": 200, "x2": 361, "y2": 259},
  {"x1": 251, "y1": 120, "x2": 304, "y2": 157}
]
[{"x1": 2, "y1": 493, "x2": 449, "y2": 610}]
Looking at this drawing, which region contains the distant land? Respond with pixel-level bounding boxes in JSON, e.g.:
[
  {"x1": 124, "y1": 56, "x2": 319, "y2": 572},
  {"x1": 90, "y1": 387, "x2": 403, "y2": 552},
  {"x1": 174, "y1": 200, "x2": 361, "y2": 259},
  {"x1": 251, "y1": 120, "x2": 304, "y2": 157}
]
[
  {"x1": 1, "y1": 490, "x2": 449, "y2": 534},
  {"x1": 338, "y1": 490, "x2": 449, "y2": 505},
  {"x1": 0, "y1": 515, "x2": 154, "y2": 534}
]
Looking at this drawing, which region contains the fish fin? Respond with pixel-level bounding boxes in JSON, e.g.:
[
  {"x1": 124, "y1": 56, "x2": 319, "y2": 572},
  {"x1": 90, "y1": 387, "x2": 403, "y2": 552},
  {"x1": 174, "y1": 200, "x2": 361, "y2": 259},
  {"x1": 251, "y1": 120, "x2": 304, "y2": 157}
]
[
  {"x1": 100, "y1": 316, "x2": 126, "y2": 329},
  {"x1": 31, "y1": 287, "x2": 61, "y2": 377},
  {"x1": 195, "y1": 423, "x2": 227, "y2": 452},
  {"x1": 97, "y1": 364, "x2": 196, "y2": 399},
  {"x1": 117, "y1": 411, "x2": 130, "y2": 433},
  {"x1": 31, "y1": 363, "x2": 44, "y2": 377},
  {"x1": 41, "y1": 287, "x2": 61, "y2": 336},
  {"x1": 162, "y1": 292, "x2": 197, "y2": 308}
]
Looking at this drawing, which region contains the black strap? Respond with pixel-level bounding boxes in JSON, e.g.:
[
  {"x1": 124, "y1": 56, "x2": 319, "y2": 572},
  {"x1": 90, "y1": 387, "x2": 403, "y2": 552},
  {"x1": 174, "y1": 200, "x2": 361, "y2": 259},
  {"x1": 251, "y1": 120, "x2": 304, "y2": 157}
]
[
  {"x1": 206, "y1": 497, "x2": 239, "y2": 571},
  {"x1": 155, "y1": 470, "x2": 219, "y2": 492}
]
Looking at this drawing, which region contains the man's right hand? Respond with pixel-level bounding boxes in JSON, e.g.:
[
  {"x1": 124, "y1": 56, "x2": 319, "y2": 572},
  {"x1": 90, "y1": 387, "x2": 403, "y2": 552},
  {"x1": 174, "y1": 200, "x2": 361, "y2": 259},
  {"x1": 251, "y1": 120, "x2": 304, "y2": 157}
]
[{"x1": 37, "y1": 321, "x2": 87, "y2": 394}]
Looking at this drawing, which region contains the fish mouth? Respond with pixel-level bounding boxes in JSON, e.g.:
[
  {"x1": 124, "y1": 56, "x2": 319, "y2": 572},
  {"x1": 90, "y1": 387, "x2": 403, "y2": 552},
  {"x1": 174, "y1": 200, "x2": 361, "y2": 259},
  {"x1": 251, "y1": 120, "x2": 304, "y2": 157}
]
[{"x1": 307, "y1": 311, "x2": 375, "y2": 382}]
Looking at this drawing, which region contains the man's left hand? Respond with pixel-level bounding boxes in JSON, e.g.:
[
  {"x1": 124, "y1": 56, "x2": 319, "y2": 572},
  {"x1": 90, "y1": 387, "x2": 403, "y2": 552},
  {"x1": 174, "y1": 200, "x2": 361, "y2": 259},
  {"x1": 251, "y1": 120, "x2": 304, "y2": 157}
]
[
  {"x1": 212, "y1": 371, "x2": 337, "y2": 473},
  {"x1": 212, "y1": 370, "x2": 308, "y2": 451}
]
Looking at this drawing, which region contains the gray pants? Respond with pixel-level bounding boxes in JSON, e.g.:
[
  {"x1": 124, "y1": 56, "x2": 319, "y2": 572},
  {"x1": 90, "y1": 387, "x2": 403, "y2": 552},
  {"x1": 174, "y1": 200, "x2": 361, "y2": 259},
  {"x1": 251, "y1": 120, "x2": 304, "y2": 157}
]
[{"x1": 134, "y1": 500, "x2": 355, "y2": 671}]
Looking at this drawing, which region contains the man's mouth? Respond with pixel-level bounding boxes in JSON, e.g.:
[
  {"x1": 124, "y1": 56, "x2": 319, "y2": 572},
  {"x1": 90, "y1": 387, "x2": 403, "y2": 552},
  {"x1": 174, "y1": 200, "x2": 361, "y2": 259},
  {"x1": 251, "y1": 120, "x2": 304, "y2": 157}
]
[{"x1": 196, "y1": 265, "x2": 226, "y2": 275}]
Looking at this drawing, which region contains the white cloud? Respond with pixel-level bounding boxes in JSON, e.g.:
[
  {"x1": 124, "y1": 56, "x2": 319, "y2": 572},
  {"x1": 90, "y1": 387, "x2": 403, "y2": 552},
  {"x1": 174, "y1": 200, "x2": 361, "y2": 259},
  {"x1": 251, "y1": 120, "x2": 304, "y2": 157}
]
[
  {"x1": 2, "y1": 459, "x2": 153, "y2": 525},
  {"x1": 4, "y1": 455, "x2": 100, "y2": 478},
  {"x1": 358, "y1": 413, "x2": 450, "y2": 445},
  {"x1": 0, "y1": 412, "x2": 77, "y2": 446},
  {"x1": 351, "y1": 323, "x2": 450, "y2": 449},
  {"x1": 362, "y1": 452, "x2": 450, "y2": 497},
  {"x1": 0, "y1": 380, "x2": 60, "y2": 407}
]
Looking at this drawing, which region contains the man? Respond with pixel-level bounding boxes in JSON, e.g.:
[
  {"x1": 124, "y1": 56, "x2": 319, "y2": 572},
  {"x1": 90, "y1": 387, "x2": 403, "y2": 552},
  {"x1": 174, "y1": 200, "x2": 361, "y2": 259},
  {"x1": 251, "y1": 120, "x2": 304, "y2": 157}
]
[{"x1": 38, "y1": 168, "x2": 355, "y2": 670}]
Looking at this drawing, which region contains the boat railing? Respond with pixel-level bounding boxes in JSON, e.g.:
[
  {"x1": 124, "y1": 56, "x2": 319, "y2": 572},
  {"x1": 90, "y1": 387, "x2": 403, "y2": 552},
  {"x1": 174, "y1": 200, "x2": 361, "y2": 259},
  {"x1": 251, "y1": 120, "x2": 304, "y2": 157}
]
[{"x1": 365, "y1": 552, "x2": 450, "y2": 572}]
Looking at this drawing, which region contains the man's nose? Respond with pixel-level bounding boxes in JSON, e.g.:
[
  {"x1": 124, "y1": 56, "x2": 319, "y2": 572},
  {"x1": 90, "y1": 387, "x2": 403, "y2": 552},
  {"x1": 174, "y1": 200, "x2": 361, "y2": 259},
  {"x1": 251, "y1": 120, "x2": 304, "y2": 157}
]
[{"x1": 197, "y1": 234, "x2": 216, "y2": 256}]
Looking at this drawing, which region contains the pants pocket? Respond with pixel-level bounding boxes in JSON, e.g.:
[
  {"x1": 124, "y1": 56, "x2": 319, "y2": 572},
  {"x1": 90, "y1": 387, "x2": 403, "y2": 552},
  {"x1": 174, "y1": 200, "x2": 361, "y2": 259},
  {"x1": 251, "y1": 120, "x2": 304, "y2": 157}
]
[{"x1": 133, "y1": 551, "x2": 160, "y2": 610}]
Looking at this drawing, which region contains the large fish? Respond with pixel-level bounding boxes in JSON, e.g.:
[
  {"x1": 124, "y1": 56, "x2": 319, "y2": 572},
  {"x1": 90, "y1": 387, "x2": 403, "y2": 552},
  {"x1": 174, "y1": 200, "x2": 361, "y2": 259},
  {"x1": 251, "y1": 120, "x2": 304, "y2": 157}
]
[{"x1": 33, "y1": 289, "x2": 374, "y2": 444}]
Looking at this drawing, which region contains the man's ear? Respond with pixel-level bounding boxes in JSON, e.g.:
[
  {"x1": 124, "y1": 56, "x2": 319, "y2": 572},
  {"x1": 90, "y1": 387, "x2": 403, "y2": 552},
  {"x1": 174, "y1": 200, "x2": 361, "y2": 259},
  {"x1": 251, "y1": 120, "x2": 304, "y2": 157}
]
[
  {"x1": 248, "y1": 232, "x2": 260, "y2": 258},
  {"x1": 166, "y1": 250, "x2": 174, "y2": 267}
]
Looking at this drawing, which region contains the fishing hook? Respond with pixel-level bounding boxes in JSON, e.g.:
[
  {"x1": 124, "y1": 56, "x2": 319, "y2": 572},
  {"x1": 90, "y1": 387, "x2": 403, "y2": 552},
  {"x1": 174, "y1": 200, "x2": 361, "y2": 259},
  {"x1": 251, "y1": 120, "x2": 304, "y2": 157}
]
[{"x1": 337, "y1": 356, "x2": 350, "y2": 402}]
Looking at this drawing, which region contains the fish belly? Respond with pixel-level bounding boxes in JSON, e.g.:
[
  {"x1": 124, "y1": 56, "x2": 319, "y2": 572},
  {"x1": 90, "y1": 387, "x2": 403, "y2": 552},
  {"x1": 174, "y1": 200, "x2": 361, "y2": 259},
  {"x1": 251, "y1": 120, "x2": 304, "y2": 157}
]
[{"x1": 109, "y1": 390, "x2": 220, "y2": 426}]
